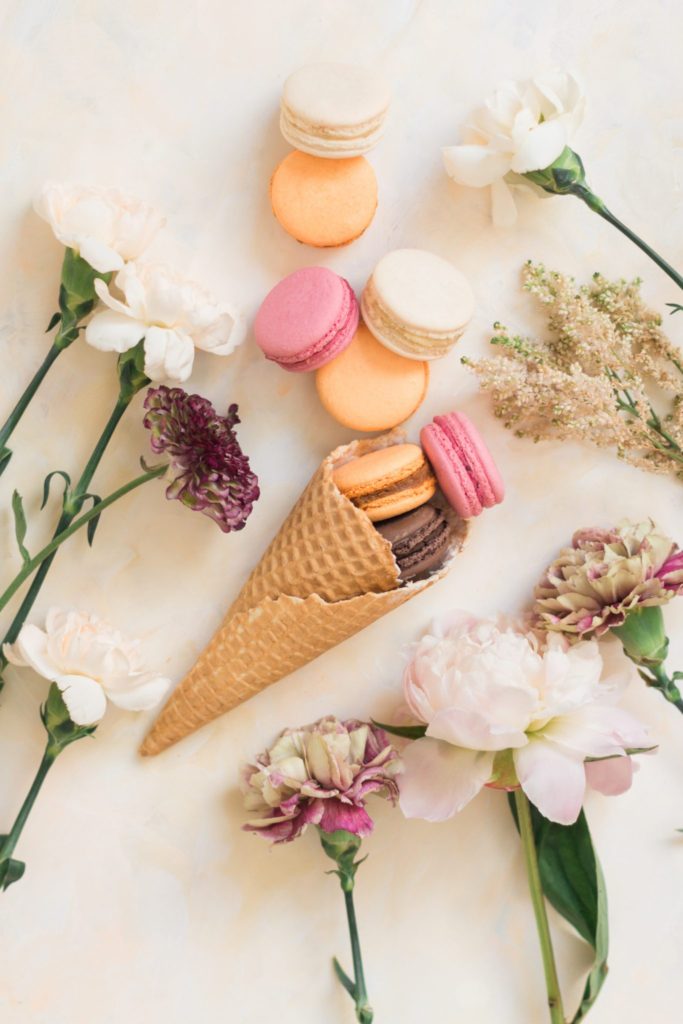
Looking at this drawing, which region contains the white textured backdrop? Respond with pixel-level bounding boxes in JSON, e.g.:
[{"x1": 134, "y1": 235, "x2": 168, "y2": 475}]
[{"x1": 0, "y1": 1, "x2": 681, "y2": 1021}]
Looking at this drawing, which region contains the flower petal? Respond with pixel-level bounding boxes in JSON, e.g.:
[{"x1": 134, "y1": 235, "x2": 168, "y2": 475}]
[
  {"x1": 76, "y1": 237, "x2": 124, "y2": 274},
  {"x1": 427, "y1": 707, "x2": 527, "y2": 752},
  {"x1": 3, "y1": 624, "x2": 59, "y2": 680},
  {"x1": 143, "y1": 326, "x2": 195, "y2": 383},
  {"x1": 56, "y1": 673, "x2": 107, "y2": 725},
  {"x1": 514, "y1": 737, "x2": 586, "y2": 825},
  {"x1": 443, "y1": 144, "x2": 512, "y2": 187},
  {"x1": 585, "y1": 756, "x2": 634, "y2": 796},
  {"x1": 105, "y1": 675, "x2": 171, "y2": 712},
  {"x1": 85, "y1": 310, "x2": 146, "y2": 353},
  {"x1": 399, "y1": 737, "x2": 493, "y2": 822},
  {"x1": 509, "y1": 118, "x2": 567, "y2": 174}
]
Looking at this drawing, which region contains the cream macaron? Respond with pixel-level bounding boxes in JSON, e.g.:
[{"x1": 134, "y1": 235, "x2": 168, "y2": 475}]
[
  {"x1": 361, "y1": 248, "x2": 475, "y2": 360},
  {"x1": 280, "y1": 62, "x2": 391, "y2": 158}
]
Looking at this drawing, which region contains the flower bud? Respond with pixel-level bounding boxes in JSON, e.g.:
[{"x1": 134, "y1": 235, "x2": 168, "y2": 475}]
[{"x1": 611, "y1": 605, "x2": 669, "y2": 667}]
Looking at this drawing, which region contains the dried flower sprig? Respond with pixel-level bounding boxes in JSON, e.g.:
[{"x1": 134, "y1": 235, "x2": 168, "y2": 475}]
[
  {"x1": 242, "y1": 717, "x2": 402, "y2": 1023},
  {"x1": 465, "y1": 262, "x2": 683, "y2": 477}
]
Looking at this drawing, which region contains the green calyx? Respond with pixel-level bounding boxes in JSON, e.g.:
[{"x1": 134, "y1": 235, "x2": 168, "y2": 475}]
[
  {"x1": 117, "y1": 341, "x2": 150, "y2": 402},
  {"x1": 55, "y1": 248, "x2": 112, "y2": 350},
  {"x1": 319, "y1": 829, "x2": 365, "y2": 892},
  {"x1": 524, "y1": 146, "x2": 604, "y2": 211},
  {"x1": 42, "y1": 683, "x2": 97, "y2": 754},
  {"x1": 611, "y1": 605, "x2": 669, "y2": 667}
]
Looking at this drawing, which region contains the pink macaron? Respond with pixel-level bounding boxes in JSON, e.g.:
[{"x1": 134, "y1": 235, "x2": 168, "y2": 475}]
[
  {"x1": 421, "y1": 412, "x2": 504, "y2": 518},
  {"x1": 254, "y1": 266, "x2": 359, "y2": 372}
]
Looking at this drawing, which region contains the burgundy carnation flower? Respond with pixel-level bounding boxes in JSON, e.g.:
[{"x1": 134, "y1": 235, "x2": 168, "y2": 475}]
[
  {"x1": 143, "y1": 385, "x2": 259, "y2": 532},
  {"x1": 241, "y1": 717, "x2": 402, "y2": 843}
]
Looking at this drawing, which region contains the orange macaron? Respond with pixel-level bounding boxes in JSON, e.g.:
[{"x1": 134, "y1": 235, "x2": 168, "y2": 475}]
[
  {"x1": 270, "y1": 151, "x2": 378, "y2": 247},
  {"x1": 316, "y1": 323, "x2": 429, "y2": 431},
  {"x1": 332, "y1": 443, "x2": 437, "y2": 522}
]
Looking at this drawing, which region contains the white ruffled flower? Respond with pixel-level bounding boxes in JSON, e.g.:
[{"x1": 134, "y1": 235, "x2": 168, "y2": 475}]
[
  {"x1": 85, "y1": 261, "x2": 241, "y2": 383},
  {"x1": 4, "y1": 608, "x2": 171, "y2": 726},
  {"x1": 443, "y1": 70, "x2": 584, "y2": 226},
  {"x1": 34, "y1": 182, "x2": 164, "y2": 273},
  {"x1": 398, "y1": 613, "x2": 651, "y2": 826}
]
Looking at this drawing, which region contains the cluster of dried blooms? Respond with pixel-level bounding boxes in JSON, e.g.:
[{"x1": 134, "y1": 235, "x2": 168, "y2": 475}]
[{"x1": 465, "y1": 262, "x2": 683, "y2": 477}]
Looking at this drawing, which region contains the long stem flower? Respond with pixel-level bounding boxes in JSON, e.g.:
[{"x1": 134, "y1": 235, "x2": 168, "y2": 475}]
[
  {"x1": 0, "y1": 344, "x2": 150, "y2": 679},
  {"x1": 242, "y1": 718, "x2": 401, "y2": 1018},
  {"x1": 0, "y1": 613, "x2": 170, "y2": 890}
]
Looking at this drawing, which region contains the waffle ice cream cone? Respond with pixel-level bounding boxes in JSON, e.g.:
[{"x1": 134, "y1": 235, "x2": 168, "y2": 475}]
[{"x1": 141, "y1": 433, "x2": 467, "y2": 756}]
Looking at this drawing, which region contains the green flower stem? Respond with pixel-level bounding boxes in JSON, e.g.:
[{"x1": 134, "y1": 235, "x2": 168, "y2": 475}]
[
  {"x1": 0, "y1": 739, "x2": 59, "y2": 863},
  {"x1": 342, "y1": 885, "x2": 373, "y2": 1024},
  {"x1": 570, "y1": 184, "x2": 683, "y2": 291},
  {"x1": 514, "y1": 788, "x2": 565, "y2": 1024},
  {"x1": 0, "y1": 357, "x2": 149, "y2": 672},
  {"x1": 0, "y1": 341, "x2": 62, "y2": 467},
  {"x1": 638, "y1": 662, "x2": 683, "y2": 712},
  {"x1": 0, "y1": 463, "x2": 166, "y2": 617}
]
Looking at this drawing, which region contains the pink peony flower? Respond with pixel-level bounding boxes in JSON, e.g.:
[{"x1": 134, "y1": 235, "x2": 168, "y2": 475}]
[
  {"x1": 398, "y1": 613, "x2": 652, "y2": 826},
  {"x1": 242, "y1": 717, "x2": 402, "y2": 843}
]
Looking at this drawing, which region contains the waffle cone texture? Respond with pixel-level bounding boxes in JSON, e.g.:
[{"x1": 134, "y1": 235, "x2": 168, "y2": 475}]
[{"x1": 141, "y1": 433, "x2": 468, "y2": 756}]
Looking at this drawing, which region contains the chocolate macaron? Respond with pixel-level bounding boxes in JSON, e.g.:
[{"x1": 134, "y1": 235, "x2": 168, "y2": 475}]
[{"x1": 375, "y1": 504, "x2": 451, "y2": 582}]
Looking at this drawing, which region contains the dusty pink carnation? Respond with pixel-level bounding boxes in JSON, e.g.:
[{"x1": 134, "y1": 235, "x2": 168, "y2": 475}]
[{"x1": 242, "y1": 717, "x2": 402, "y2": 843}]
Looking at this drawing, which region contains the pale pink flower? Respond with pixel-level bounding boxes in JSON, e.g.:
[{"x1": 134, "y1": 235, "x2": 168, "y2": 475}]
[
  {"x1": 398, "y1": 613, "x2": 651, "y2": 826},
  {"x1": 242, "y1": 717, "x2": 401, "y2": 843}
]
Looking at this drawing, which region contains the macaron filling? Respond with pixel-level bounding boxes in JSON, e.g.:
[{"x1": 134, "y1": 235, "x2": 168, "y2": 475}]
[{"x1": 353, "y1": 462, "x2": 435, "y2": 510}]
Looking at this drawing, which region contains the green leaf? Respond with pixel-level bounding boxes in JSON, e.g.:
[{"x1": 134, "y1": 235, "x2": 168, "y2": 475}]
[
  {"x1": 41, "y1": 469, "x2": 72, "y2": 510},
  {"x1": 666, "y1": 303, "x2": 683, "y2": 315},
  {"x1": 0, "y1": 446, "x2": 11, "y2": 477},
  {"x1": 11, "y1": 490, "x2": 30, "y2": 566},
  {"x1": 45, "y1": 311, "x2": 61, "y2": 333},
  {"x1": 80, "y1": 493, "x2": 102, "y2": 546},
  {"x1": 332, "y1": 957, "x2": 356, "y2": 999},
  {"x1": 509, "y1": 797, "x2": 608, "y2": 1022},
  {"x1": 371, "y1": 719, "x2": 427, "y2": 740},
  {"x1": 0, "y1": 853, "x2": 26, "y2": 891}
]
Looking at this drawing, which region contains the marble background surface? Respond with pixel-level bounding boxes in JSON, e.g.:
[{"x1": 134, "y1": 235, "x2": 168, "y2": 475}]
[{"x1": 1, "y1": 1, "x2": 682, "y2": 1021}]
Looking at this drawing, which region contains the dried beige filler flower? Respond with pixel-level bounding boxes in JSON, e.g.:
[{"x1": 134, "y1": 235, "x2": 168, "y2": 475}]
[{"x1": 465, "y1": 262, "x2": 683, "y2": 477}]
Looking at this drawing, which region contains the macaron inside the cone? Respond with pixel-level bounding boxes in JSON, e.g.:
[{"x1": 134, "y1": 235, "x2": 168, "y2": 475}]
[
  {"x1": 375, "y1": 504, "x2": 451, "y2": 582},
  {"x1": 332, "y1": 443, "x2": 436, "y2": 522}
]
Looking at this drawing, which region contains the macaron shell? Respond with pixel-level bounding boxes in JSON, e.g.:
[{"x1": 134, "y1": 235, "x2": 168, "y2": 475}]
[
  {"x1": 270, "y1": 152, "x2": 378, "y2": 248},
  {"x1": 254, "y1": 267, "x2": 359, "y2": 372},
  {"x1": 316, "y1": 324, "x2": 429, "y2": 431},
  {"x1": 375, "y1": 504, "x2": 450, "y2": 580}
]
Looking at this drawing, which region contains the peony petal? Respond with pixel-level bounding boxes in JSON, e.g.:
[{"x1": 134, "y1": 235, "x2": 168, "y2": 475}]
[
  {"x1": 514, "y1": 737, "x2": 586, "y2": 825},
  {"x1": 143, "y1": 326, "x2": 195, "y2": 383},
  {"x1": 399, "y1": 737, "x2": 493, "y2": 822},
  {"x1": 427, "y1": 707, "x2": 527, "y2": 752},
  {"x1": 105, "y1": 675, "x2": 171, "y2": 712},
  {"x1": 585, "y1": 756, "x2": 634, "y2": 797},
  {"x1": 509, "y1": 118, "x2": 566, "y2": 174},
  {"x1": 4, "y1": 624, "x2": 59, "y2": 681},
  {"x1": 85, "y1": 310, "x2": 146, "y2": 353},
  {"x1": 56, "y1": 673, "x2": 107, "y2": 725},
  {"x1": 491, "y1": 178, "x2": 518, "y2": 227},
  {"x1": 443, "y1": 144, "x2": 512, "y2": 187}
]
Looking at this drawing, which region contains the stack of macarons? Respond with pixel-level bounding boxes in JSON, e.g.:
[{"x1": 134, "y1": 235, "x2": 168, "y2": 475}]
[
  {"x1": 332, "y1": 411, "x2": 504, "y2": 583},
  {"x1": 271, "y1": 63, "x2": 391, "y2": 247},
  {"x1": 254, "y1": 248, "x2": 475, "y2": 432}
]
